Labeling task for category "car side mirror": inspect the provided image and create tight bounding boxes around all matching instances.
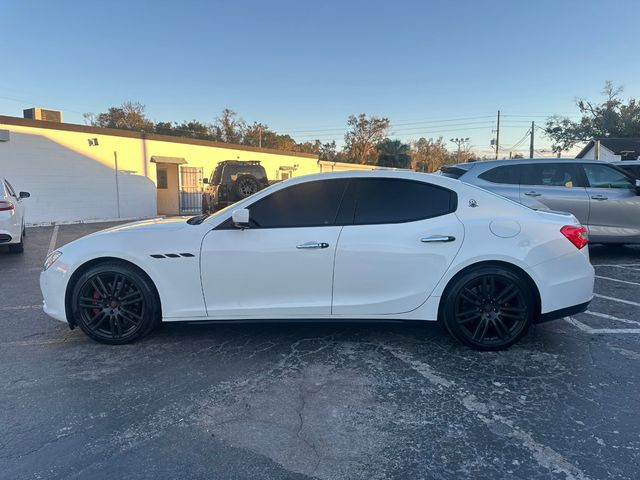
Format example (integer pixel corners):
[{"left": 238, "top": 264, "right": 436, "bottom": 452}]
[
  {"left": 19, "top": 191, "right": 30, "bottom": 199},
  {"left": 202, "top": 178, "right": 209, "bottom": 184},
  {"left": 231, "top": 208, "right": 250, "bottom": 228}
]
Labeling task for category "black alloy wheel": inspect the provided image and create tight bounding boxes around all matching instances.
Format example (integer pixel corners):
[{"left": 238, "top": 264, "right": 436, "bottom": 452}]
[
  {"left": 235, "top": 175, "right": 260, "bottom": 198},
  {"left": 443, "top": 266, "right": 534, "bottom": 350},
  {"left": 71, "top": 263, "right": 160, "bottom": 344}
]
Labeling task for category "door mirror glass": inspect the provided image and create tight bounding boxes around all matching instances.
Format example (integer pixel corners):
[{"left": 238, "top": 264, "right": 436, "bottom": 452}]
[
  {"left": 19, "top": 191, "right": 30, "bottom": 199},
  {"left": 231, "top": 208, "right": 250, "bottom": 228}
]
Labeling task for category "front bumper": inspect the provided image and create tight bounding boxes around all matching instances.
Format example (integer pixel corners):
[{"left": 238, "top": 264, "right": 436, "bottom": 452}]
[{"left": 40, "top": 262, "right": 70, "bottom": 323}]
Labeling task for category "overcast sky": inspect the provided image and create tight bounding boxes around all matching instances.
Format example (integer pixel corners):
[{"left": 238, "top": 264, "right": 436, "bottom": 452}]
[{"left": 2, "top": 0, "right": 639, "bottom": 156}]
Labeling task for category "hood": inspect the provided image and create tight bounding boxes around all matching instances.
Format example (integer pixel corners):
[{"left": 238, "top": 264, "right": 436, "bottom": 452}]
[{"left": 86, "top": 217, "right": 190, "bottom": 237}]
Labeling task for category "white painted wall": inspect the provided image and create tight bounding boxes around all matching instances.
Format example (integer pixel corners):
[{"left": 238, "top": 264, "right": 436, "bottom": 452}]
[
  {"left": 0, "top": 130, "right": 155, "bottom": 224},
  {"left": 580, "top": 144, "right": 623, "bottom": 162}
]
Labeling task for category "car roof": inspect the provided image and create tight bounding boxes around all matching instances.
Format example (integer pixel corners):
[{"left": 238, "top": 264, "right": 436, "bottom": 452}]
[
  {"left": 448, "top": 158, "right": 609, "bottom": 169},
  {"left": 611, "top": 160, "right": 640, "bottom": 165}
]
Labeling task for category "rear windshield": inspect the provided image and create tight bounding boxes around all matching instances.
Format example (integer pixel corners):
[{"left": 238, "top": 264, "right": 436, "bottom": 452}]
[{"left": 439, "top": 166, "right": 468, "bottom": 179}]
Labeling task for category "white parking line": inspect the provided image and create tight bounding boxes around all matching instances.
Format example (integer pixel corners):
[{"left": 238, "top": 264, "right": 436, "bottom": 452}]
[
  {"left": 565, "top": 317, "right": 640, "bottom": 334},
  {"left": 47, "top": 224, "right": 59, "bottom": 255},
  {"left": 594, "top": 275, "right": 640, "bottom": 286},
  {"left": 584, "top": 310, "right": 640, "bottom": 326},
  {"left": 593, "top": 264, "right": 640, "bottom": 272},
  {"left": 0, "top": 304, "right": 42, "bottom": 312},
  {"left": 593, "top": 293, "right": 640, "bottom": 307}
]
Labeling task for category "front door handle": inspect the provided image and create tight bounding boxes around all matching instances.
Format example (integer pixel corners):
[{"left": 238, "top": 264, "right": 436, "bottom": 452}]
[
  {"left": 296, "top": 242, "right": 329, "bottom": 249},
  {"left": 421, "top": 235, "right": 456, "bottom": 243},
  {"left": 524, "top": 191, "right": 541, "bottom": 197},
  {"left": 591, "top": 195, "right": 608, "bottom": 201}
]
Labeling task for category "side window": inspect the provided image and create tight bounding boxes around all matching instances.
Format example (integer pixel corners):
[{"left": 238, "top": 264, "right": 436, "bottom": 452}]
[
  {"left": 521, "top": 163, "right": 581, "bottom": 188},
  {"left": 583, "top": 164, "right": 634, "bottom": 189},
  {"left": 353, "top": 178, "right": 456, "bottom": 225},
  {"left": 478, "top": 165, "right": 520, "bottom": 184},
  {"left": 4, "top": 180, "right": 17, "bottom": 198},
  {"left": 249, "top": 179, "right": 348, "bottom": 228}
]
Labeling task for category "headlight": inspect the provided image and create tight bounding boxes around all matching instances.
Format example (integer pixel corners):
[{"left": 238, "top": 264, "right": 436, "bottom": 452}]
[{"left": 43, "top": 251, "right": 62, "bottom": 271}]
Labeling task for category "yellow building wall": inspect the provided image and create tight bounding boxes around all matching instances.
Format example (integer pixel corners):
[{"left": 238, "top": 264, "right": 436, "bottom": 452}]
[{"left": 0, "top": 119, "right": 321, "bottom": 223}]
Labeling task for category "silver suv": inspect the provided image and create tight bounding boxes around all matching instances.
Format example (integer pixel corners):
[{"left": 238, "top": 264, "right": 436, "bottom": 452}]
[{"left": 441, "top": 159, "right": 640, "bottom": 244}]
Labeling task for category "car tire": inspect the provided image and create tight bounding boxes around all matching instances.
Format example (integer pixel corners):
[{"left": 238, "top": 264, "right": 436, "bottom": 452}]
[
  {"left": 70, "top": 262, "right": 161, "bottom": 345},
  {"left": 442, "top": 266, "right": 534, "bottom": 351},
  {"left": 8, "top": 226, "right": 25, "bottom": 253},
  {"left": 233, "top": 175, "right": 260, "bottom": 199}
]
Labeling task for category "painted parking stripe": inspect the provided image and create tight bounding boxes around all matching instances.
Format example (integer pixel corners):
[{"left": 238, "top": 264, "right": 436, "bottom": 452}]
[
  {"left": 0, "top": 304, "right": 42, "bottom": 312},
  {"left": 593, "top": 293, "right": 640, "bottom": 307},
  {"left": 565, "top": 317, "right": 640, "bottom": 334},
  {"left": 594, "top": 275, "right": 640, "bottom": 286},
  {"left": 584, "top": 310, "right": 640, "bottom": 326},
  {"left": 593, "top": 264, "right": 640, "bottom": 272},
  {"left": 47, "top": 223, "right": 59, "bottom": 255}
]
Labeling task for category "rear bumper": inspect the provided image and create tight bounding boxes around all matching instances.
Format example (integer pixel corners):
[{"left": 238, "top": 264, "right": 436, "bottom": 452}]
[{"left": 536, "top": 299, "right": 591, "bottom": 323}]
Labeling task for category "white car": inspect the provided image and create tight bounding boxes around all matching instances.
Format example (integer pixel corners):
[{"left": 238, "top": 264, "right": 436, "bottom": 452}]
[
  {"left": 40, "top": 171, "right": 594, "bottom": 350},
  {"left": 1, "top": 178, "right": 29, "bottom": 253}
]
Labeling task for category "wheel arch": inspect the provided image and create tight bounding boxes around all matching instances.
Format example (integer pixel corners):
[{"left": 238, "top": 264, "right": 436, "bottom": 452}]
[
  {"left": 437, "top": 260, "right": 541, "bottom": 321},
  {"left": 64, "top": 256, "right": 162, "bottom": 328}
]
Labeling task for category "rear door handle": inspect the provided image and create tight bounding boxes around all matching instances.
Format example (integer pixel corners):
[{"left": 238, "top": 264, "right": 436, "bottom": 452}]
[
  {"left": 296, "top": 242, "right": 329, "bottom": 249},
  {"left": 591, "top": 195, "right": 608, "bottom": 201},
  {"left": 524, "top": 191, "right": 541, "bottom": 197},
  {"left": 421, "top": 235, "right": 456, "bottom": 243}
]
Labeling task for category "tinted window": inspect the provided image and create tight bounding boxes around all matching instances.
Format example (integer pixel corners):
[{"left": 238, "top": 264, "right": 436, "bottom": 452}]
[
  {"left": 249, "top": 179, "right": 348, "bottom": 228},
  {"left": 4, "top": 180, "right": 17, "bottom": 198},
  {"left": 440, "top": 166, "right": 468, "bottom": 179},
  {"left": 353, "top": 178, "right": 456, "bottom": 225},
  {"left": 619, "top": 165, "right": 640, "bottom": 179},
  {"left": 478, "top": 165, "right": 520, "bottom": 184},
  {"left": 521, "top": 163, "right": 582, "bottom": 187},
  {"left": 583, "top": 164, "right": 634, "bottom": 189}
]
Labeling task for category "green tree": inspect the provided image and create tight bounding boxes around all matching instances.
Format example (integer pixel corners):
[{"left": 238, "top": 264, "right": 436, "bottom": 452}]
[
  {"left": 410, "top": 137, "right": 450, "bottom": 172},
  {"left": 88, "top": 101, "right": 154, "bottom": 131},
  {"left": 319, "top": 141, "right": 337, "bottom": 161},
  {"left": 212, "top": 108, "right": 245, "bottom": 144},
  {"left": 344, "top": 114, "right": 391, "bottom": 164},
  {"left": 545, "top": 81, "right": 640, "bottom": 154},
  {"left": 375, "top": 139, "right": 411, "bottom": 168}
]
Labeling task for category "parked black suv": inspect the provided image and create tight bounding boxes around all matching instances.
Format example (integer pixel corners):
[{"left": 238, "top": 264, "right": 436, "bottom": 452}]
[{"left": 202, "top": 160, "right": 270, "bottom": 213}]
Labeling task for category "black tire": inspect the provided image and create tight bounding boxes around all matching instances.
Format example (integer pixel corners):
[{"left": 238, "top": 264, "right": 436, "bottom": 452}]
[
  {"left": 233, "top": 175, "right": 260, "bottom": 199},
  {"left": 8, "top": 226, "right": 24, "bottom": 253},
  {"left": 70, "top": 262, "right": 160, "bottom": 344},
  {"left": 201, "top": 196, "right": 210, "bottom": 215},
  {"left": 442, "top": 266, "right": 534, "bottom": 351}
]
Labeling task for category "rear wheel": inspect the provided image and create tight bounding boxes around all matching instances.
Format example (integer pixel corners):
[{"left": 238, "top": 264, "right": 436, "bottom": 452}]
[
  {"left": 70, "top": 263, "right": 160, "bottom": 344},
  {"left": 442, "top": 266, "right": 534, "bottom": 350}
]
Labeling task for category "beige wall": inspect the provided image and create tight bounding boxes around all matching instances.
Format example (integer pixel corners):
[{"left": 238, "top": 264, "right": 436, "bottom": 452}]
[
  {"left": 156, "top": 163, "right": 180, "bottom": 215},
  {"left": 0, "top": 118, "right": 320, "bottom": 223}
]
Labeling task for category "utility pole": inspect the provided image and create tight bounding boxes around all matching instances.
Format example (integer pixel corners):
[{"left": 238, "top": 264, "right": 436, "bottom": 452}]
[
  {"left": 495, "top": 110, "right": 500, "bottom": 159},
  {"left": 450, "top": 137, "right": 470, "bottom": 163},
  {"left": 258, "top": 126, "right": 262, "bottom": 149},
  {"left": 529, "top": 121, "right": 534, "bottom": 158}
]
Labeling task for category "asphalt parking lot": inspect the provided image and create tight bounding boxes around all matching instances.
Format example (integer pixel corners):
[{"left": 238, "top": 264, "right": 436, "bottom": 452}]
[{"left": 1, "top": 222, "right": 639, "bottom": 480}]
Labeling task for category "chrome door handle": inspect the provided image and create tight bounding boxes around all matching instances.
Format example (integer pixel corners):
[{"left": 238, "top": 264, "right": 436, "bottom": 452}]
[
  {"left": 421, "top": 235, "right": 456, "bottom": 243},
  {"left": 524, "top": 191, "right": 541, "bottom": 197},
  {"left": 591, "top": 195, "right": 608, "bottom": 201},
  {"left": 296, "top": 242, "right": 329, "bottom": 249}
]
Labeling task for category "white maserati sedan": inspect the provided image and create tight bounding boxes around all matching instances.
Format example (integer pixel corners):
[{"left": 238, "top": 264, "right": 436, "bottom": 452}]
[
  {"left": 41, "top": 171, "right": 594, "bottom": 350},
  {"left": 1, "top": 177, "right": 30, "bottom": 253}
]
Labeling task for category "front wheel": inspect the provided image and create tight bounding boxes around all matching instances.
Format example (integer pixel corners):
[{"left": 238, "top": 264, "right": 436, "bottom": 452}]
[
  {"left": 442, "top": 266, "right": 534, "bottom": 350},
  {"left": 70, "top": 263, "right": 160, "bottom": 344}
]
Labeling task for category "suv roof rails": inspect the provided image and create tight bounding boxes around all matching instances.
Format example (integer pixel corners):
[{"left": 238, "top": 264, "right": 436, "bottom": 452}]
[{"left": 217, "top": 160, "right": 262, "bottom": 166}]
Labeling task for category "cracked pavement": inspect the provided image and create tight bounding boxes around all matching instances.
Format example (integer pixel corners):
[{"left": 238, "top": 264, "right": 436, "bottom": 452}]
[{"left": 1, "top": 222, "right": 639, "bottom": 479}]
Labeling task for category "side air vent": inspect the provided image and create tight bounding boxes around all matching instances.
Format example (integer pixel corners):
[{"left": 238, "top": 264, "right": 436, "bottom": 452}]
[{"left": 150, "top": 253, "right": 196, "bottom": 259}]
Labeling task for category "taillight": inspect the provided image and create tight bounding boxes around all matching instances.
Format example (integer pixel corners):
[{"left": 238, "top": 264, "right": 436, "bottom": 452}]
[
  {"left": 561, "top": 225, "right": 589, "bottom": 249},
  {"left": 0, "top": 201, "right": 14, "bottom": 211}
]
